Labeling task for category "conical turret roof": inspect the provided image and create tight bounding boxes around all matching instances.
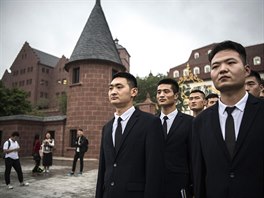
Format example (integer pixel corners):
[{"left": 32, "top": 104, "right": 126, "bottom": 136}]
[{"left": 66, "top": 0, "right": 123, "bottom": 70}]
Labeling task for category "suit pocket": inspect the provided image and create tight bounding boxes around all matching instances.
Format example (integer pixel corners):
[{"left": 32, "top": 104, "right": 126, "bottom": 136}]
[{"left": 127, "top": 182, "right": 145, "bottom": 191}]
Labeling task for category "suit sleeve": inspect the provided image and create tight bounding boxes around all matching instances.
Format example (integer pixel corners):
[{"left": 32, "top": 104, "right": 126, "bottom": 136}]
[
  {"left": 95, "top": 126, "right": 106, "bottom": 198},
  {"left": 144, "top": 117, "right": 165, "bottom": 198},
  {"left": 192, "top": 117, "right": 206, "bottom": 198}
]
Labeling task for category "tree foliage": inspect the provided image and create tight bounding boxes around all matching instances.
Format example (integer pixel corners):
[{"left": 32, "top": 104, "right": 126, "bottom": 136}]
[
  {"left": 135, "top": 73, "right": 167, "bottom": 104},
  {"left": 0, "top": 81, "right": 31, "bottom": 116}
]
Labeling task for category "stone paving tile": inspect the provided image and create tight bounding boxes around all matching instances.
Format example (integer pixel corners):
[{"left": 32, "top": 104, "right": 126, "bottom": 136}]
[{"left": 0, "top": 157, "right": 99, "bottom": 198}]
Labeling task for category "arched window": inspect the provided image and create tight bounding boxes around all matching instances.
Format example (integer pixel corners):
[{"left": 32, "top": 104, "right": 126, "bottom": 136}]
[
  {"left": 194, "top": 52, "right": 199, "bottom": 59},
  {"left": 183, "top": 69, "right": 189, "bottom": 77},
  {"left": 173, "top": 70, "right": 179, "bottom": 78},
  {"left": 193, "top": 67, "right": 200, "bottom": 75},
  {"left": 253, "top": 56, "right": 261, "bottom": 65},
  {"left": 204, "top": 65, "right": 211, "bottom": 73}
]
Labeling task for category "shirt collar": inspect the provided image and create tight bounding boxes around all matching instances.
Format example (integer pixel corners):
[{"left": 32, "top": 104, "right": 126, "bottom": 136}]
[
  {"left": 114, "top": 106, "right": 135, "bottom": 121},
  {"left": 219, "top": 92, "right": 248, "bottom": 114},
  {"left": 160, "top": 108, "right": 178, "bottom": 120}
]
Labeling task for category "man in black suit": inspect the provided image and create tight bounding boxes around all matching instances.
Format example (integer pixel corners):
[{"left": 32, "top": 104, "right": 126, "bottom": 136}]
[
  {"left": 96, "top": 72, "right": 164, "bottom": 198},
  {"left": 68, "top": 129, "right": 89, "bottom": 176},
  {"left": 192, "top": 40, "right": 264, "bottom": 198},
  {"left": 156, "top": 78, "right": 193, "bottom": 198}
]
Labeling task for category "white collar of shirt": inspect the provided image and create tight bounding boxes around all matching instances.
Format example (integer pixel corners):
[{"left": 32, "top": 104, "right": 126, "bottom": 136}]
[
  {"left": 112, "top": 106, "right": 136, "bottom": 145},
  {"left": 218, "top": 92, "right": 248, "bottom": 140},
  {"left": 160, "top": 109, "right": 178, "bottom": 134}
]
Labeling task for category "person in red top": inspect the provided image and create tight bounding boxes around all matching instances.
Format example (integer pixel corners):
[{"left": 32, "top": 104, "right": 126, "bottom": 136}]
[{"left": 32, "top": 134, "right": 43, "bottom": 173}]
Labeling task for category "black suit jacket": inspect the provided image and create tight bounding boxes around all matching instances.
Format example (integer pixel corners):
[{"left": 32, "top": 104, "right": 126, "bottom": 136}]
[
  {"left": 192, "top": 94, "right": 264, "bottom": 198},
  {"left": 74, "top": 136, "right": 88, "bottom": 153},
  {"left": 162, "top": 111, "right": 193, "bottom": 197},
  {"left": 96, "top": 108, "right": 165, "bottom": 198}
]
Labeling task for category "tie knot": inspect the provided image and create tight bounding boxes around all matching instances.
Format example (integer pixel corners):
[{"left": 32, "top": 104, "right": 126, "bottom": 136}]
[
  {"left": 226, "top": 106, "right": 236, "bottom": 115},
  {"left": 163, "top": 116, "right": 168, "bottom": 121},
  {"left": 117, "top": 117, "right": 122, "bottom": 123}
]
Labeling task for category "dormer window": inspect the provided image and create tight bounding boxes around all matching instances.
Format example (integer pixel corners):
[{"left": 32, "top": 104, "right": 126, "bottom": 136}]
[
  {"left": 194, "top": 52, "right": 199, "bottom": 59},
  {"left": 173, "top": 70, "right": 179, "bottom": 78},
  {"left": 253, "top": 56, "right": 261, "bottom": 65}
]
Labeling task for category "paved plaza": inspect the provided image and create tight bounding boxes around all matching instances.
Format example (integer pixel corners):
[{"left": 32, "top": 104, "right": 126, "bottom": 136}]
[{"left": 0, "top": 157, "right": 99, "bottom": 198}]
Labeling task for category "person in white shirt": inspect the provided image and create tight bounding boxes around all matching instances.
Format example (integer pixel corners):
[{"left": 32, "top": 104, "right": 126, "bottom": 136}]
[{"left": 3, "top": 131, "right": 29, "bottom": 189}]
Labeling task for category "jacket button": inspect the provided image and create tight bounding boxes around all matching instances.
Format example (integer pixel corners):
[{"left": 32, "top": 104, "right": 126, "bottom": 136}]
[
  {"left": 110, "top": 182, "right": 115, "bottom": 186},
  {"left": 113, "top": 163, "right": 117, "bottom": 167},
  {"left": 229, "top": 172, "right": 235, "bottom": 178}
]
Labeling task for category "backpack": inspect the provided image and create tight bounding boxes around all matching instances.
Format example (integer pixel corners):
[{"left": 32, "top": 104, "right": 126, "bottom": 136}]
[{"left": 2, "top": 140, "right": 11, "bottom": 159}]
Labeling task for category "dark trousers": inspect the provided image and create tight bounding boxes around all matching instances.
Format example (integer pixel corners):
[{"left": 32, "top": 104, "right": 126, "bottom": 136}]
[
  {"left": 71, "top": 152, "right": 84, "bottom": 173},
  {"left": 5, "top": 157, "right": 24, "bottom": 185},
  {"left": 32, "top": 154, "right": 41, "bottom": 172}
]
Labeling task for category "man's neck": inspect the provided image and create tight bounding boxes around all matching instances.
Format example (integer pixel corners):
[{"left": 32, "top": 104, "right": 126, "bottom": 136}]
[
  {"left": 115, "top": 104, "right": 134, "bottom": 116},
  {"left": 220, "top": 89, "right": 246, "bottom": 106},
  {"left": 161, "top": 105, "right": 176, "bottom": 115}
]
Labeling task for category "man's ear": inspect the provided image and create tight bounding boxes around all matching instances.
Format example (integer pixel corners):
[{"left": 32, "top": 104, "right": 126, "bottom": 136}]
[
  {"left": 244, "top": 65, "right": 251, "bottom": 77},
  {"left": 131, "top": 88, "right": 138, "bottom": 97}
]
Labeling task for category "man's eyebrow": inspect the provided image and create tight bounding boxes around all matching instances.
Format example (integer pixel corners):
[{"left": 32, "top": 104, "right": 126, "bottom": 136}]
[{"left": 212, "top": 58, "right": 237, "bottom": 65}]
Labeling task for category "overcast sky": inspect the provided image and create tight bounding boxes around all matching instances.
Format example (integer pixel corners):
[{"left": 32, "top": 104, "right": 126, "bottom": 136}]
[{"left": 1, "top": 0, "right": 263, "bottom": 78}]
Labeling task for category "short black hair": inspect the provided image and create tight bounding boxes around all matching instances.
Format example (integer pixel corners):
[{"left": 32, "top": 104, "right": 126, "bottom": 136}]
[
  {"left": 190, "top": 89, "right": 205, "bottom": 99},
  {"left": 112, "top": 72, "right": 137, "bottom": 88},
  {"left": 206, "top": 93, "right": 219, "bottom": 100},
  {"left": 208, "top": 40, "right": 247, "bottom": 65},
  {"left": 11, "top": 131, "right": 20, "bottom": 137},
  {"left": 247, "top": 70, "right": 261, "bottom": 84},
  {"left": 157, "top": 78, "right": 179, "bottom": 94}
]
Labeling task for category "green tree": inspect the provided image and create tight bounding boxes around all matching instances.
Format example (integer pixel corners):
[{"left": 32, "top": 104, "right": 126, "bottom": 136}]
[
  {"left": 0, "top": 81, "right": 31, "bottom": 116},
  {"left": 58, "top": 94, "right": 67, "bottom": 114},
  {"left": 135, "top": 73, "right": 166, "bottom": 104}
]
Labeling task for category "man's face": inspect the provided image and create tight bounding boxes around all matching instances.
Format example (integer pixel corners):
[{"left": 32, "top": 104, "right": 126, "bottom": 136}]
[
  {"left": 210, "top": 50, "right": 250, "bottom": 93},
  {"left": 245, "top": 76, "right": 262, "bottom": 97},
  {"left": 188, "top": 92, "right": 206, "bottom": 112},
  {"left": 77, "top": 130, "right": 83, "bottom": 137},
  {"left": 156, "top": 84, "right": 177, "bottom": 108},
  {"left": 206, "top": 97, "right": 218, "bottom": 107},
  {"left": 108, "top": 77, "right": 137, "bottom": 108}
]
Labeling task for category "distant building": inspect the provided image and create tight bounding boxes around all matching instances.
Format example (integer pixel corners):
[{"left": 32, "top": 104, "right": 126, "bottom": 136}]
[{"left": 168, "top": 43, "right": 264, "bottom": 81}]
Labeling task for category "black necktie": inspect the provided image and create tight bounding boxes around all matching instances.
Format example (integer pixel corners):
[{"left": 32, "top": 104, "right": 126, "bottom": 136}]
[
  {"left": 115, "top": 117, "right": 122, "bottom": 152},
  {"left": 225, "top": 106, "right": 236, "bottom": 157},
  {"left": 163, "top": 116, "right": 168, "bottom": 140}
]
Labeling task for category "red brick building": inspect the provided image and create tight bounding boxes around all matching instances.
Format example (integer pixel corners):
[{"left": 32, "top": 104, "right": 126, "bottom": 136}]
[
  {"left": 0, "top": 0, "right": 130, "bottom": 159},
  {"left": 168, "top": 43, "right": 264, "bottom": 82}
]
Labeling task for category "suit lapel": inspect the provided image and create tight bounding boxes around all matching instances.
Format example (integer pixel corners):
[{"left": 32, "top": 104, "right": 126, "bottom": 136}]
[
  {"left": 233, "top": 95, "right": 259, "bottom": 159},
  {"left": 115, "top": 109, "right": 140, "bottom": 156},
  {"left": 211, "top": 104, "right": 232, "bottom": 161},
  {"left": 166, "top": 111, "right": 183, "bottom": 140}
]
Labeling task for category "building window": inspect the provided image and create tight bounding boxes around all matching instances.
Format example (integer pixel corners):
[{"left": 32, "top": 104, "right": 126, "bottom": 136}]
[
  {"left": 253, "top": 56, "right": 261, "bottom": 65},
  {"left": 46, "top": 68, "right": 49, "bottom": 74},
  {"left": 193, "top": 67, "right": 200, "bottom": 75},
  {"left": 40, "top": 92, "right": 44, "bottom": 98},
  {"left": 70, "top": 129, "right": 77, "bottom": 147},
  {"left": 72, "top": 67, "right": 80, "bottom": 84},
  {"left": 183, "top": 69, "right": 189, "bottom": 77},
  {"left": 204, "top": 65, "right": 211, "bottom": 73},
  {"left": 57, "top": 79, "right": 61, "bottom": 84},
  {"left": 173, "top": 70, "right": 179, "bottom": 78},
  {"left": 42, "top": 68, "right": 45, "bottom": 73},
  {"left": 194, "top": 52, "right": 199, "bottom": 59},
  {"left": 44, "top": 93, "right": 48, "bottom": 98}
]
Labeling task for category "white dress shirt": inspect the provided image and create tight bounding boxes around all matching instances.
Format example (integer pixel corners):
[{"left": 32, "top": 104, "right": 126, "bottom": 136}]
[
  {"left": 218, "top": 92, "right": 248, "bottom": 140},
  {"left": 3, "top": 138, "right": 20, "bottom": 159},
  {"left": 160, "top": 109, "right": 178, "bottom": 134},
  {"left": 112, "top": 106, "right": 136, "bottom": 146}
]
